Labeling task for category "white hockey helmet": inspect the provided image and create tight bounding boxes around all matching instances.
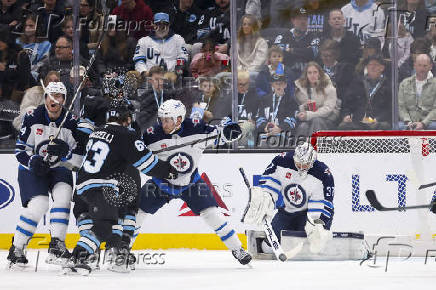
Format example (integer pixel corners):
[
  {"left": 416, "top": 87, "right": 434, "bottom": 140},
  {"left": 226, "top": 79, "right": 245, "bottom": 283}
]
[
  {"left": 158, "top": 99, "right": 186, "bottom": 124},
  {"left": 293, "top": 142, "right": 317, "bottom": 177},
  {"left": 44, "top": 81, "right": 67, "bottom": 99}
]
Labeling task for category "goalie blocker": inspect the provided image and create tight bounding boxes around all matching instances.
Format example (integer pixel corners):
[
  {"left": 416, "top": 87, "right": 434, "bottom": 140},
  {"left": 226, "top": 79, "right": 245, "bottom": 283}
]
[{"left": 246, "top": 230, "right": 369, "bottom": 261}]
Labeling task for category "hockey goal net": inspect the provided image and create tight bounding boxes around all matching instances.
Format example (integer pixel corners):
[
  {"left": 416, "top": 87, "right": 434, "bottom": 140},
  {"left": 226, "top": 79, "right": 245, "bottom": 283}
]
[{"left": 311, "top": 130, "right": 436, "bottom": 156}]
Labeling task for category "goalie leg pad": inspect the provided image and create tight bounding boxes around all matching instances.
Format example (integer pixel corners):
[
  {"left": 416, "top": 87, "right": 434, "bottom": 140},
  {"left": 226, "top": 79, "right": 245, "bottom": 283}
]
[{"left": 200, "top": 207, "right": 241, "bottom": 250}]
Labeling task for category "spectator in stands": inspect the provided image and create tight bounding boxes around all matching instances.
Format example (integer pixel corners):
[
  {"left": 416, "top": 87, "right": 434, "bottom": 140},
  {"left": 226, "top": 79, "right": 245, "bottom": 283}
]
[
  {"left": 382, "top": 23, "right": 414, "bottom": 67},
  {"left": 136, "top": 66, "right": 178, "bottom": 131},
  {"left": 62, "top": 15, "right": 90, "bottom": 60},
  {"left": 320, "top": 8, "right": 362, "bottom": 66},
  {"left": 245, "top": 0, "right": 262, "bottom": 21},
  {"left": 172, "top": 0, "right": 203, "bottom": 44},
  {"left": 190, "top": 38, "right": 230, "bottom": 78},
  {"left": 341, "top": 0, "right": 385, "bottom": 44},
  {"left": 134, "top": 12, "right": 189, "bottom": 78},
  {"left": 427, "top": 25, "right": 436, "bottom": 62},
  {"left": 79, "top": 0, "right": 103, "bottom": 52},
  {"left": 38, "top": 36, "right": 97, "bottom": 100},
  {"left": 96, "top": 24, "right": 135, "bottom": 76},
  {"left": 236, "top": 70, "right": 258, "bottom": 146},
  {"left": 399, "top": 54, "right": 436, "bottom": 130},
  {"left": 355, "top": 37, "right": 382, "bottom": 76},
  {"left": 197, "top": 0, "right": 230, "bottom": 51},
  {"left": 0, "top": 26, "right": 32, "bottom": 104},
  {"left": 399, "top": 37, "right": 435, "bottom": 82},
  {"left": 0, "top": 0, "right": 22, "bottom": 32},
  {"left": 398, "top": 0, "right": 430, "bottom": 38},
  {"left": 31, "top": 0, "right": 65, "bottom": 43},
  {"left": 272, "top": 7, "right": 320, "bottom": 80},
  {"left": 255, "top": 46, "right": 297, "bottom": 99},
  {"left": 339, "top": 55, "right": 392, "bottom": 130},
  {"left": 191, "top": 78, "right": 227, "bottom": 122},
  {"left": 295, "top": 61, "right": 339, "bottom": 136},
  {"left": 144, "top": 0, "right": 176, "bottom": 16},
  {"left": 16, "top": 14, "right": 52, "bottom": 81},
  {"left": 268, "top": 0, "right": 294, "bottom": 27},
  {"left": 255, "top": 69, "right": 299, "bottom": 139},
  {"left": 112, "top": 0, "right": 153, "bottom": 41},
  {"left": 237, "top": 14, "right": 268, "bottom": 75},
  {"left": 12, "top": 70, "right": 59, "bottom": 130}
]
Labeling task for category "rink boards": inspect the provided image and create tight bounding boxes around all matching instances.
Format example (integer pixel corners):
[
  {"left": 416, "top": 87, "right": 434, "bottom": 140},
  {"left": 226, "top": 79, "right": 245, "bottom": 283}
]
[{"left": 0, "top": 152, "right": 435, "bottom": 250}]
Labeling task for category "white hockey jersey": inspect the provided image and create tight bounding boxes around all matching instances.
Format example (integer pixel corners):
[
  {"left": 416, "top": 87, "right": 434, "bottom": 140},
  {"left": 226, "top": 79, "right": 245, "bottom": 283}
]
[
  {"left": 257, "top": 151, "right": 335, "bottom": 228},
  {"left": 133, "top": 32, "right": 189, "bottom": 73},
  {"left": 341, "top": 0, "right": 385, "bottom": 44},
  {"left": 142, "top": 118, "right": 226, "bottom": 192}
]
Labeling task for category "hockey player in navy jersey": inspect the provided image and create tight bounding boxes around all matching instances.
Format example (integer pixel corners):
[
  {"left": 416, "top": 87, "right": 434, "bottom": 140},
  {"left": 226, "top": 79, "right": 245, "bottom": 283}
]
[
  {"left": 67, "top": 98, "right": 178, "bottom": 274},
  {"left": 134, "top": 99, "right": 252, "bottom": 265},
  {"left": 244, "top": 142, "right": 334, "bottom": 254},
  {"left": 8, "top": 82, "right": 84, "bottom": 268}
]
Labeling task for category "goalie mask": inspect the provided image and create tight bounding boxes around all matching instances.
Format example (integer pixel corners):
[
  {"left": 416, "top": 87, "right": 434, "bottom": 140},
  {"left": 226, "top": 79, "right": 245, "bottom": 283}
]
[
  {"left": 158, "top": 99, "right": 186, "bottom": 133},
  {"left": 293, "top": 142, "right": 317, "bottom": 178}
]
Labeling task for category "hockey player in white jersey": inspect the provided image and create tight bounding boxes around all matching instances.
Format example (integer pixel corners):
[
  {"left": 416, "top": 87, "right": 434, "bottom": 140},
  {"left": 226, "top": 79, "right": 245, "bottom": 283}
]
[
  {"left": 341, "top": 0, "right": 385, "bottom": 44},
  {"left": 133, "top": 12, "right": 189, "bottom": 76},
  {"left": 134, "top": 99, "right": 252, "bottom": 265},
  {"left": 244, "top": 142, "right": 334, "bottom": 254},
  {"left": 8, "top": 82, "right": 84, "bottom": 268}
]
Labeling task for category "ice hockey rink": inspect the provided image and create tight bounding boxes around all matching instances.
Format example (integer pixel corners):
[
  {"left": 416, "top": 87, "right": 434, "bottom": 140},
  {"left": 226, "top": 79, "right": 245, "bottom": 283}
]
[{"left": 0, "top": 250, "right": 435, "bottom": 290}]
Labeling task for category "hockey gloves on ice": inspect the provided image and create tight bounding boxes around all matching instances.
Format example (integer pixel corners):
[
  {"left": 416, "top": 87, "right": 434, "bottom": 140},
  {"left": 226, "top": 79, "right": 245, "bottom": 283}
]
[
  {"left": 28, "top": 155, "right": 50, "bottom": 176},
  {"left": 222, "top": 123, "right": 242, "bottom": 143},
  {"left": 47, "top": 139, "right": 70, "bottom": 159}
]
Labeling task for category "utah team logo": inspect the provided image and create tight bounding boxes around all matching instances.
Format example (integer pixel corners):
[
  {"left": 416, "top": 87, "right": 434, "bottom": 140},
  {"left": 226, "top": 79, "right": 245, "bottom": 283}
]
[
  {"left": 168, "top": 152, "right": 193, "bottom": 174},
  {"left": 284, "top": 184, "right": 307, "bottom": 208},
  {"left": 0, "top": 179, "right": 15, "bottom": 209}
]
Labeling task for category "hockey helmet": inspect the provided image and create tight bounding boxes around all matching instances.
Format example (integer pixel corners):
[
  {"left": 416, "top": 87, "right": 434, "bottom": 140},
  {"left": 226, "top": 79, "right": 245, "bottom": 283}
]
[
  {"left": 158, "top": 99, "right": 186, "bottom": 124},
  {"left": 106, "top": 98, "right": 135, "bottom": 122},
  {"left": 44, "top": 82, "right": 67, "bottom": 98},
  {"left": 293, "top": 142, "right": 317, "bottom": 177}
]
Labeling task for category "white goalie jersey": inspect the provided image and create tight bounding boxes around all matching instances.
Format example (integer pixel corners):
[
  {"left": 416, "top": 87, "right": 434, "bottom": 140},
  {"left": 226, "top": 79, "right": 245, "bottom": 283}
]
[
  {"left": 133, "top": 32, "right": 189, "bottom": 73},
  {"left": 258, "top": 151, "right": 335, "bottom": 229}
]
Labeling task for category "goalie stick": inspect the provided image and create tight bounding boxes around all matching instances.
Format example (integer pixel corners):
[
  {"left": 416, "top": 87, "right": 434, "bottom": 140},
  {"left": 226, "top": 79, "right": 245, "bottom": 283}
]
[
  {"left": 418, "top": 181, "right": 436, "bottom": 190},
  {"left": 238, "top": 167, "right": 287, "bottom": 262},
  {"left": 365, "top": 190, "right": 435, "bottom": 211}
]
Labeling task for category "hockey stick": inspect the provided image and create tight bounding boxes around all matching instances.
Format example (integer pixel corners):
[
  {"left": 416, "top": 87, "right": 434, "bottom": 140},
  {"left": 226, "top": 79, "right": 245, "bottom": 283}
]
[
  {"left": 153, "top": 134, "right": 219, "bottom": 154},
  {"left": 418, "top": 181, "right": 436, "bottom": 190},
  {"left": 238, "top": 167, "right": 287, "bottom": 262},
  {"left": 44, "top": 3, "right": 110, "bottom": 162},
  {"left": 365, "top": 190, "right": 435, "bottom": 211}
]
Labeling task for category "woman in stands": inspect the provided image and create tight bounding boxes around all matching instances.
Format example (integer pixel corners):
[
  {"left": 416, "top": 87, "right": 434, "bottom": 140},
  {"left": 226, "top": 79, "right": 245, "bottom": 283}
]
[{"left": 294, "top": 61, "right": 339, "bottom": 136}]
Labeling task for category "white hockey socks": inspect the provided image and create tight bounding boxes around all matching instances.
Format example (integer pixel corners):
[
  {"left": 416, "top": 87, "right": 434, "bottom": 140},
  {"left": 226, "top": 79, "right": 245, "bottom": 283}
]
[
  {"left": 14, "top": 195, "right": 49, "bottom": 249},
  {"left": 200, "top": 207, "right": 241, "bottom": 250},
  {"left": 50, "top": 182, "right": 72, "bottom": 241}
]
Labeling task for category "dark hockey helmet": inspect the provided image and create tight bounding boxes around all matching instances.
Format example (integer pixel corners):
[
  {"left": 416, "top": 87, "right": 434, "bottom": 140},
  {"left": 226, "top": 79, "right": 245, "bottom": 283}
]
[{"left": 106, "top": 98, "right": 136, "bottom": 122}]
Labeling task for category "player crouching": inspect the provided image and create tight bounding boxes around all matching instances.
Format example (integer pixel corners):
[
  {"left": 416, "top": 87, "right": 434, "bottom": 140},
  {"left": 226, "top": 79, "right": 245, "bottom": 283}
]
[{"left": 243, "top": 142, "right": 334, "bottom": 257}]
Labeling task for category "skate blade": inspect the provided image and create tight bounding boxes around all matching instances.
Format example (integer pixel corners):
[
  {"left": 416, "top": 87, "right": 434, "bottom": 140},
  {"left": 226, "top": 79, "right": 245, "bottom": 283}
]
[
  {"left": 61, "top": 265, "right": 91, "bottom": 276},
  {"left": 107, "top": 264, "right": 130, "bottom": 273},
  {"left": 7, "top": 262, "right": 28, "bottom": 270},
  {"left": 46, "top": 256, "right": 69, "bottom": 266}
]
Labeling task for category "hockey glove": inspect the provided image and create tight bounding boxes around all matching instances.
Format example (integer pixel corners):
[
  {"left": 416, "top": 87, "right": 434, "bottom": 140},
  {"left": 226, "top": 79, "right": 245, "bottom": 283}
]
[
  {"left": 222, "top": 122, "right": 242, "bottom": 143},
  {"left": 167, "top": 163, "right": 178, "bottom": 180},
  {"left": 304, "top": 216, "right": 332, "bottom": 254},
  {"left": 431, "top": 202, "right": 436, "bottom": 214},
  {"left": 28, "top": 155, "right": 50, "bottom": 176},
  {"left": 242, "top": 186, "right": 276, "bottom": 227},
  {"left": 47, "top": 139, "right": 70, "bottom": 159}
]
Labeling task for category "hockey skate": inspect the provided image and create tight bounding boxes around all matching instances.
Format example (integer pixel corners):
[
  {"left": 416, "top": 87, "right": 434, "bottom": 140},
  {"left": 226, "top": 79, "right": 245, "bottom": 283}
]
[
  {"left": 7, "top": 245, "right": 28, "bottom": 269},
  {"left": 61, "top": 246, "right": 93, "bottom": 276},
  {"left": 232, "top": 247, "right": 252, "bottom": 265},
  {"left": 104, "top": 247, "right": 131, "bottom": 273},
  {"left": 46, "top": 238, "right": 72, "bottom": 266}
]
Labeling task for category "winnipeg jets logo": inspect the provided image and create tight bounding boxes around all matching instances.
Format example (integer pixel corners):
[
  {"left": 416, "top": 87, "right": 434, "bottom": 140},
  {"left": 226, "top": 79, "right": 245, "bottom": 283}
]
[
  {"left": 146, "top": 127, "right": 154, "bottom": 134},
  {"left": 168, "top": 152, "right": 193, "bottom": 173},
  {"left": 284, "top": 184, "right": 307, "bottom": 208}
]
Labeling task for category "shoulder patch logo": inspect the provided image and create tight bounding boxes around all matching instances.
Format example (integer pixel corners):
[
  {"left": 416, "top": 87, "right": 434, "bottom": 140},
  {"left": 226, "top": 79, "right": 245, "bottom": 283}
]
[
  {"left": 36, "top": 128, "right": 43, "bottom": 135},
  {"left": 324, "top": 168, "right": 331, "bottom": 176},
  {"left": 146, "top": 127, "right": 154, "bottom": 134},
  {"left": 286, "top": 172, "right": 292, "bottom": 179}
]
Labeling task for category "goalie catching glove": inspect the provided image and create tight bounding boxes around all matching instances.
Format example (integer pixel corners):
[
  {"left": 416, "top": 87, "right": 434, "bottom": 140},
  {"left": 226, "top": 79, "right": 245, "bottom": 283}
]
[
  {"left": 304, "top": 215, "right": 332, "bottom": 254},
  {"left": 242, "top": 186, "right": 276, "bottom": 226}
]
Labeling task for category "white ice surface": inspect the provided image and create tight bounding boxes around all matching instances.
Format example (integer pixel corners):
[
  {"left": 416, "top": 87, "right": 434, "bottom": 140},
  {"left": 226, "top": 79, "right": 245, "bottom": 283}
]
[{"left": 1, "top": 250, "right": 435, "bottom": 290}]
